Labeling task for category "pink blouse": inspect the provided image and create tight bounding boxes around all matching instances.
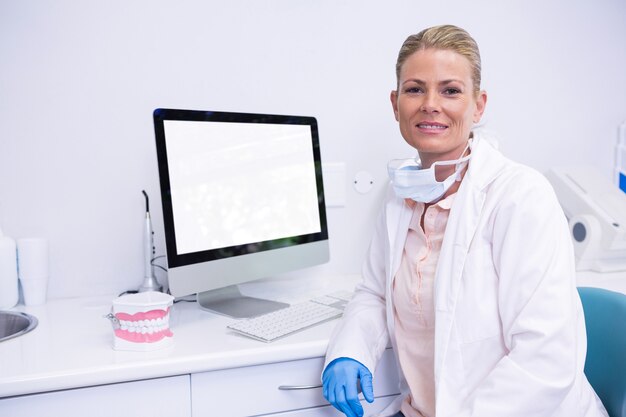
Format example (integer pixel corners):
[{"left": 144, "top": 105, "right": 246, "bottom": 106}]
[{"left": 392, "top": 193, "right": 456, "bottom": 417}]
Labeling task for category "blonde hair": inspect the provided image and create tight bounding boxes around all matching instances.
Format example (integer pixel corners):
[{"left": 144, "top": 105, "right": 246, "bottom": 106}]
[{"left": 395, "top": 25, "right": 482, "bottom": 94}]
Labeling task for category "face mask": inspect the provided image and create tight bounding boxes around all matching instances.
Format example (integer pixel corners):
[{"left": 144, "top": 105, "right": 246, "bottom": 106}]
[{"left": 387, "top": 140, "right": 472, "bottom": 203}]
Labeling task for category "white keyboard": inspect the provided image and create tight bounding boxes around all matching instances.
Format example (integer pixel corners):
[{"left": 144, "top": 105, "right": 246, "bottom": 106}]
[{"left": 227, "top": 291, "right": 353, "bottom": 342}]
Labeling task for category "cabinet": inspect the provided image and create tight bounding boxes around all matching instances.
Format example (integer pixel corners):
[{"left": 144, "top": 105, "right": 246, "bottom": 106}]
[
  {"left": 0, "top": 375, "right": 191, "bottom": 417},
  {"left": 0, "top": 350, "right": 399, "bottom": 417},
  {"left": 191, "top": 348, "right": 400, "bottom": 416}
]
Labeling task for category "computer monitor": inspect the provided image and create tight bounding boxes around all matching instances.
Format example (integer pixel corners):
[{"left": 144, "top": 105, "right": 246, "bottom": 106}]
[{"left": 153, "top": 109, "right": 329, "bottom": 318}]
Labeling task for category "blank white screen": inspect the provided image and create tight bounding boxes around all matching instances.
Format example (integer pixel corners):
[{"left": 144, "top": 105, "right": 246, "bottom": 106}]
[{"left": 164, "top": 120, "right": 321, "bottom": 255}]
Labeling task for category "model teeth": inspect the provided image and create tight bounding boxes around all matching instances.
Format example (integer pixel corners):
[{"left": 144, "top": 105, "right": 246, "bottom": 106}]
[{"left": 119, "top": 316, "right": 170, "bottom": 332}]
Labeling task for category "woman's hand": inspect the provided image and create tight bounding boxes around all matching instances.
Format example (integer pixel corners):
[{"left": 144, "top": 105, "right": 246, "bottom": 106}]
[{"left": 322, "top": 357, "right": 374, "bottom": 417}]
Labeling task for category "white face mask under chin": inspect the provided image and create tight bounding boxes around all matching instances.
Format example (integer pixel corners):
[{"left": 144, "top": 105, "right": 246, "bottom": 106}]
[{"left": 387, "top": 140, "right": 472, "bottom": 203}]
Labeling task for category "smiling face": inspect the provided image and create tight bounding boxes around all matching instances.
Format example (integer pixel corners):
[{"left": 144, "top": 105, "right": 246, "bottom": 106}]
[{"left": 391, "top": 48, "right": 487, "bottom": 168}]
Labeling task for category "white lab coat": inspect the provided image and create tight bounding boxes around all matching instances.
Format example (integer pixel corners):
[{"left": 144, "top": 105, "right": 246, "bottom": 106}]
[{"left": 324, "top": 133, "right": 608, "bottom": 417}]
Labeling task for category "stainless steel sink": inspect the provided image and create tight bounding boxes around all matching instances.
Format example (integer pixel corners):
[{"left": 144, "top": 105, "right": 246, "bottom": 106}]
[{"left": 0, "top": 311, "right": 38, "bottom": 342}]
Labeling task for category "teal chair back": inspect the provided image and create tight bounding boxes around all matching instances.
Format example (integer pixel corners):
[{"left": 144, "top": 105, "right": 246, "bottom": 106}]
[{"left": 578, "top": 287, "right": 626, "bottom": 417}]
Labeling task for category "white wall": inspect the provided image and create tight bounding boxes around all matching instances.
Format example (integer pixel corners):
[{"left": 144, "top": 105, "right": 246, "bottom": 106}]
[{"left": 1, "top": 0, "right": 625, "bottom": 299}]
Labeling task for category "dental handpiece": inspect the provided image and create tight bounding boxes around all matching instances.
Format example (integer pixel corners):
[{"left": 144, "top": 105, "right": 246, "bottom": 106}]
[
  {"left": 143, "top": 190, "right": 152, "bottom": 280},
  {"left": 139, "top": 190, "right": 160, "bottom": 292}
]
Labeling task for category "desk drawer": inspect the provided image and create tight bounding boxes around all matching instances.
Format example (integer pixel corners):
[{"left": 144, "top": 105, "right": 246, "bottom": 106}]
[
  {"left": 0, "top": 375, "right": 191, "bottom": 417},
  {"left": 191, "top": 349, "right": 399, "bottom": 416}
]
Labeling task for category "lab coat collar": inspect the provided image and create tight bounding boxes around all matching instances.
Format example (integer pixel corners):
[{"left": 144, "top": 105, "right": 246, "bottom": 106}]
[{"left": 464, "top": 130, "right": 509, "bottom": 191}]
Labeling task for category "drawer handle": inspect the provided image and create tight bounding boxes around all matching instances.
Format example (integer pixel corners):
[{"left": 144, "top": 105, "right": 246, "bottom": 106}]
[
  {"left": 279, "top": 382, "right": 365, "bottom": 392},
  {"left": 278, "top": 384, "right": 323, "bottom": 390}
]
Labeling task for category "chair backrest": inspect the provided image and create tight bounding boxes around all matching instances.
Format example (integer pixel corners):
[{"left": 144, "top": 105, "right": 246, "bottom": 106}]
[{"left": 578, "top": 287, "right": 626, "bottom": 417}]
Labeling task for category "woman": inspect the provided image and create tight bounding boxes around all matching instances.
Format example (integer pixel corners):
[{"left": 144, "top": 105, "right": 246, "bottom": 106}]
[{"left": 322, "top": 25, "right": 608, "bottom": 417}]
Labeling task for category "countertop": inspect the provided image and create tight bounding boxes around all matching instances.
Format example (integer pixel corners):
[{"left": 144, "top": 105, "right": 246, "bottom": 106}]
[
  {"left": 1, "top": 271, "right": 624, "bottom": 399},
  {"left": 0, "top": 274, "right": 357, "bottom": 399}
]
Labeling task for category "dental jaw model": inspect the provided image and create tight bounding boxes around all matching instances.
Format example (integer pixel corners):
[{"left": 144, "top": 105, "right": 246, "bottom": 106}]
[{"left": 108, "top": 291, "right": 174, "bottom": 351}]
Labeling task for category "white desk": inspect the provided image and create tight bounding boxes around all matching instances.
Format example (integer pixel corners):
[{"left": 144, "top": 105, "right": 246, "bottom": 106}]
[
  {"left": 0, "top": 274, "right": 400, "bottom": 416},
  {"left": 0, "top": 271, "right": 624, "bottom": 416},
  {"left": 576, "top": 270, "right": 626, "bottom": 294}
]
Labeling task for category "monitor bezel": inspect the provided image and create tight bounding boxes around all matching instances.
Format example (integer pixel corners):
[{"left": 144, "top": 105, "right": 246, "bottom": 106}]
[{"left": 153, "top": 108, "right": 329, "bottom": 270}]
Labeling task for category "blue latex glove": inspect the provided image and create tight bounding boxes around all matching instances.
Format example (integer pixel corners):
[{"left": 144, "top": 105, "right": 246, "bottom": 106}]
[{"left": 322, "top": 357, "right": 374, "bottom": 417}]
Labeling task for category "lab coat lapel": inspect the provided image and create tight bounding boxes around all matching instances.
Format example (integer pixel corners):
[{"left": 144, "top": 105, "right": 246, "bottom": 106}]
[
  {"left": 433, "top": 136, "right": 500, "bottom": 414},
  {"left": 435, "top": 187, "right": 485, "bottom": 313},
  {"left": 433, "top": 176, "right": 486, "bottom": 403}
]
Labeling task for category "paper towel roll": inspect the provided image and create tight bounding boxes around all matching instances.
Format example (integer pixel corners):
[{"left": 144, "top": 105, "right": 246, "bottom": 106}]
[
  {"left": 17, "top": 238, "right": 49, "bottom": 281},
  {"left": 20, "top": 279, "right": 48, "bottom": 306},
  {"left": 0, "top": 235, "right": 19, "bottom": 309}
]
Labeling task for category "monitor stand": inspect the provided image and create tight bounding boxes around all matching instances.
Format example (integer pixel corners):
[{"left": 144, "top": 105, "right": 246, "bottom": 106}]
[{"left": 196, "top": 285, "right": 289, "bottom": 319}]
